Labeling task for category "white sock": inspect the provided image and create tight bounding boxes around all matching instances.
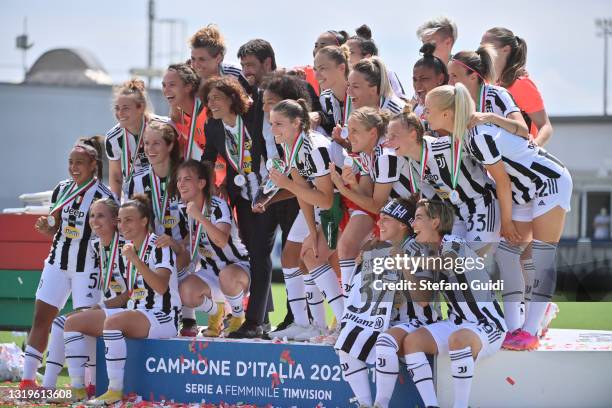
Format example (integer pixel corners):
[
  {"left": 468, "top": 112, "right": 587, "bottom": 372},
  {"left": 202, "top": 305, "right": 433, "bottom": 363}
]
[
  {"left": 182, "top": 307, "right": 196, "bottom": 321},
  {"left": 495, "top": 240, "right": 525, "bottom": 332},
  {"left": 23, "top": 345, "right": 43, "bottom": 381},
  {"left": 226, "top": 290, "right": 245, "bottom": 317},
  {"left": 523, "top": 241, "right": 557, "bottom": 335},
  {"left": 339, "top": 259, "right": 356, "bottom": 296},
  {"left": 310, "top": 264, "right": 344, "bottom": 322},
  {"left": 304, "top": 274, "right": 327, "bottom": 328},
  {"left": 42, "top": 315, "right": 66, "bottom": 388},
  {"left": 405, "top": 352, "right": 438, "bottom": 407},
  {"left": 283, "top": 267, "right": 309, "bottom": 326},
  {"left": 196, "top": 296, "right": 218, "bottom": 315},
  {"left": 103, "top": 330, "right": 126, "bottom": 391},
  {"left": 339, "top": 350, "right": 372, "bottom": 406},
  {"left": 84, "top": 334, "right": 96, "bottom": 386},
  {"left": 64, "top": 331, "right": 88, "bottom": 388},
  {"left": 521, "top": 258, "right": 536, "bottom": 318},
  {"left": 449, "top": 346, "right": 474, "bottom": 408},
  {"left": 374, "top": 333, "right": 399, "bottom": 408}
]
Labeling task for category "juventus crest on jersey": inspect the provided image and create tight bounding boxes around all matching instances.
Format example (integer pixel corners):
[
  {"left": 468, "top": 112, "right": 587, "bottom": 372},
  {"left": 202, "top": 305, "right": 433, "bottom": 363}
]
[{"left": 47, "top": 179, "right": 115, "bottom": 272}]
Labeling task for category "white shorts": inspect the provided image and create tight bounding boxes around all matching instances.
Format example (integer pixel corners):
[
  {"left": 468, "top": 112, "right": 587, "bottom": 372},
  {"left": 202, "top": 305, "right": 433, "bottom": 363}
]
[
  {"left": 36, "top": 262, "right": 101, "bottom": 310},
  {"left": 193, "top": 263, "right": 251, "bottom": 299},
  {"left": 102, "top": 307, "right": 178, "bottom": 339},
  {"left": 287, "top": 209, "right": 321, "bottom": 243},
  {"left": 390, "top": 319, "right": 426, "bottom": 334},
  {"left": 424, "top": 319, "right": 504, "bottom": 362},
  {"left": 512, "top": 169, "right": 573, "bottom": 222},
  {"left": 453, "top": 199, "right": 501, "bottom": 251}
]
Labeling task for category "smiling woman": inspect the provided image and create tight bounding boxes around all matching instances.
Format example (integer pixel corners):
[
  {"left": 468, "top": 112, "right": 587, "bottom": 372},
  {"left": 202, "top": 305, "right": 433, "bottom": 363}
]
[{"left": 20, "top": 137, "right": 116, "bottom": 392}]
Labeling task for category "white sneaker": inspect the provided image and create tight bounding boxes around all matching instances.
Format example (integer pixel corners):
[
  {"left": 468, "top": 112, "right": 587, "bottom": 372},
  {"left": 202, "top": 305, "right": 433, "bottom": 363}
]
[
  {"left": 270, "top": 322, "right": 311, "bottom": 340},
  {"left": 538, "top": 302, "right": 559, "bottom": 338},
  {"left": 293, "top": 324, "right": 328, "bottom": 342}
]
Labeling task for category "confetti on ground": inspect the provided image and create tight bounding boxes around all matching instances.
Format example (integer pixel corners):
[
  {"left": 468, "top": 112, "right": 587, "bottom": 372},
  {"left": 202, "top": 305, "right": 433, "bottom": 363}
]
[
  {"left": 506, "top": 376, "right": 516, "bottom": 385},
  {"left": 280, "top": 349, "right": 295, "bottom": 365}
]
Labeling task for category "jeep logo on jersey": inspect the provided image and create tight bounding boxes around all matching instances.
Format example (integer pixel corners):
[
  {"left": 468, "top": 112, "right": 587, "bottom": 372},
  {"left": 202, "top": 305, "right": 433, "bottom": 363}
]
[
  {"left": 63, "top": 207, "right": 85, "bottom": 218},
  {"left": 435, "top": 154, "right": 447, "bottom": 169}
]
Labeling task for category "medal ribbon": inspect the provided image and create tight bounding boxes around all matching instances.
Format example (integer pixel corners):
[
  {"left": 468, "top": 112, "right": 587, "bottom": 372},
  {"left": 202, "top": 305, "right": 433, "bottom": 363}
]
[
  {"left": 409, "top": 142, "right": 429, "bottom": 194},
  {"left": 126, "top": 233, "right": 151, "bottom": 294},
  {"left": 121, "top": 116, "right": 146, "bottom": 182},
  {"left": 189, "top": 203, "right": 209, "bottom": 262},
  {"left": 185, "top": 97, "right": 203, "bottom": 159},
  {"left": 98, "top": 233, "right": 120, "bottom": 291},
  {"left": 224, "top": 116, "right": 248, "bottom": 173},
  {"left": 476, "top": 84, "right": 486, "bottom": 113},
  {"left": 341, "top": 95, "right": 352, "bottom": 126},
  {"left": 149, "top": 172, "right": 169, "bottom": 225},
  {"left": 48, "top": 177, "right": 97, "bottom": 217},
  {"left": 450, "top": 135, "right": 463, "bottom": 190},
  {"left": 282, "top": 132, "right": 305, "bottom": 171}
]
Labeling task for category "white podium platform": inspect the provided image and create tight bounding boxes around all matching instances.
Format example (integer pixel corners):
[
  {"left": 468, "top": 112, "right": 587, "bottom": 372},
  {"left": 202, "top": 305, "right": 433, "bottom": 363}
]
[{"left": 436, "top": 329, "right": 612, "bottom": 408}]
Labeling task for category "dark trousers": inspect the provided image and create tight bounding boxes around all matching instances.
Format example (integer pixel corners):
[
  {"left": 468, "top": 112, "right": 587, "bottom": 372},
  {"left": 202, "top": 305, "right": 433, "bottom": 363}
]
[{"left": 234, "top": 197, "right": 299, "bottom": 326}]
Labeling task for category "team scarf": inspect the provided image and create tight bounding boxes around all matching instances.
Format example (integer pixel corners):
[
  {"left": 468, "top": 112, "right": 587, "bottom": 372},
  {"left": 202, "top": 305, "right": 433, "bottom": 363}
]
[
  {"left": 282, "top": 132, "right": 305, "bottom": 171},
  {"left": 49, "top": 177, "right": 97, "bottom": 217},
  {"left": 408, "top": 142, "right": 429, "bottom": 194},
  {"left": 121, "top": 116, "right": 146, "bottom": 182},
  {"left": 224, "top": 116, "right": 249, "bottom": 173},
  {"left": 98, "top": 233, "right": 120, "bottom": 292},
  {"left": 184, "top": 97, "right": 203, "bottom": 160},
  {"left": 149, "top": 172, "right": 169, "bottom": 226},
  {"left": 126, "top": 233, "right": 151, "bottom": 294},
  {"left": 188, "top": 201, "right": 210, "bottom": 262}
]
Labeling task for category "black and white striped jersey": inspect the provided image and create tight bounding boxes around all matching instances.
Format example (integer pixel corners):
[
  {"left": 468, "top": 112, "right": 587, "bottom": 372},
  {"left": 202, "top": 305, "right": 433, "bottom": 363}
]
[
  {"left": 465, "top": 123, "right": 566, "bottom": 205},
  {"left": 408, "top": 135, "right": 496, "bottom": 218},
  {"left": 220, "top": 63, "right": 252, "bottom": 94},
  {"left": 105, "top": 115, "right": 169, "bottom": 178},
  {"left": 359, "top": 139, "right": 415, "bottom": 199},
  {"left": 391, "top": 237, "right": 440, "bottom": 325},
  {"left": 480, "top": 84, "right": 520, "bottom": 117},
  {"left": 126, "top": 233, "right": 180, "bottom": 313},
  {"left": 127, "top": 167, "right": 188, "bottom": 241},
  {"left": 91, "top": 236, "right": 128, "bottom": 301},
  {"left": 436, "top": 234, "right": 506, "bottom": 332},
  {"left": 46, "top": 179, "right": 115, "bottom": 272},
  {"left": 335, "top": 242, "right": 397, "bottom": 363},
  {"left": 319, "top": 89, "right": 345, "bottom": 126},
  {"left": 295, "top": 131, "right": 333, "bottom": 181},
  {"left": 192, "top": 196, "right": 250, "bottom": 274},
  {"left": 380, "top": 94, "right": 406, "bottom": 114},
  {"left": 387, "top": 68, "right": 407, "bottom": 100}
]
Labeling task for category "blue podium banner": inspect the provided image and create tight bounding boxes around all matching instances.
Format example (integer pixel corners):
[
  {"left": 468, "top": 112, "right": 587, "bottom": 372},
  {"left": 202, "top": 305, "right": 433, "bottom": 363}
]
[{"left": 96, "top": 337, "right": 425, "bottom": 407}]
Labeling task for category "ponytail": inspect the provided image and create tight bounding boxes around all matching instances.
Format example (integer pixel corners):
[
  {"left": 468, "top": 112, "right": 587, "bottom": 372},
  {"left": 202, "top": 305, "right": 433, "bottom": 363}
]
[
  {"left": 450, "top": 45, "right": 496, "bottom": 84},
  {"left": 349, "top": 107, "right": 390, "bottom": 141},
  {"left": 73, "top": 135, "right": 104, "bottom": 180},
  {"left": 485, "top": 27, "right": 528, "bottom": 87},
  {"left": 391, "top": 107, "right": 425, "bottom": 143},
  {"left": 353, "top": 56, "right": 392, "bottom": 99},
  {"left": 272, "top": 98, "right": 311, "bottom": 133},
  {"left": 426, "top": 84, "right": 474, "bottom": 145},
  {"left": 121, "top": 194, "right": 154, "bottom": 232}
]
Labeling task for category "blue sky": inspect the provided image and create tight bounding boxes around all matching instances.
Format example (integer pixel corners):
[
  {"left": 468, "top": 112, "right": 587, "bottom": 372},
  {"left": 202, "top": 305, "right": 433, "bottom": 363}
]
[{"left": 1, "top": 0, "right": 610, "bottom": 115}]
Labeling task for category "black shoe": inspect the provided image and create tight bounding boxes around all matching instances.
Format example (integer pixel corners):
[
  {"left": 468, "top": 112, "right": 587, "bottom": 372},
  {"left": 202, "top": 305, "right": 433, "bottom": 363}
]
[
  {"left": 227, "top": 321, "right": 264, "bottom": 339},
  {"left": 271, "top": 313, "right": 294, "bottom": 333}
]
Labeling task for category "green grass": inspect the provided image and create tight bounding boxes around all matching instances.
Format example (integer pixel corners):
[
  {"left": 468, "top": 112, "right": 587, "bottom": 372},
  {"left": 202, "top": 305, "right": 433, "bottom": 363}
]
[{"left": 2, "top": 284, "right": 611, "bottom": 394}]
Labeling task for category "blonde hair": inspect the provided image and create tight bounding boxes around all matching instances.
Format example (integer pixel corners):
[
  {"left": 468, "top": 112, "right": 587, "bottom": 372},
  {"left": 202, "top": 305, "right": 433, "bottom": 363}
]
[
  {"left": 352, "top": 56, "right": 392, "bottom": 99},
  {"left": 426, "top": 83, "right": 474, "bottom": 145}
]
